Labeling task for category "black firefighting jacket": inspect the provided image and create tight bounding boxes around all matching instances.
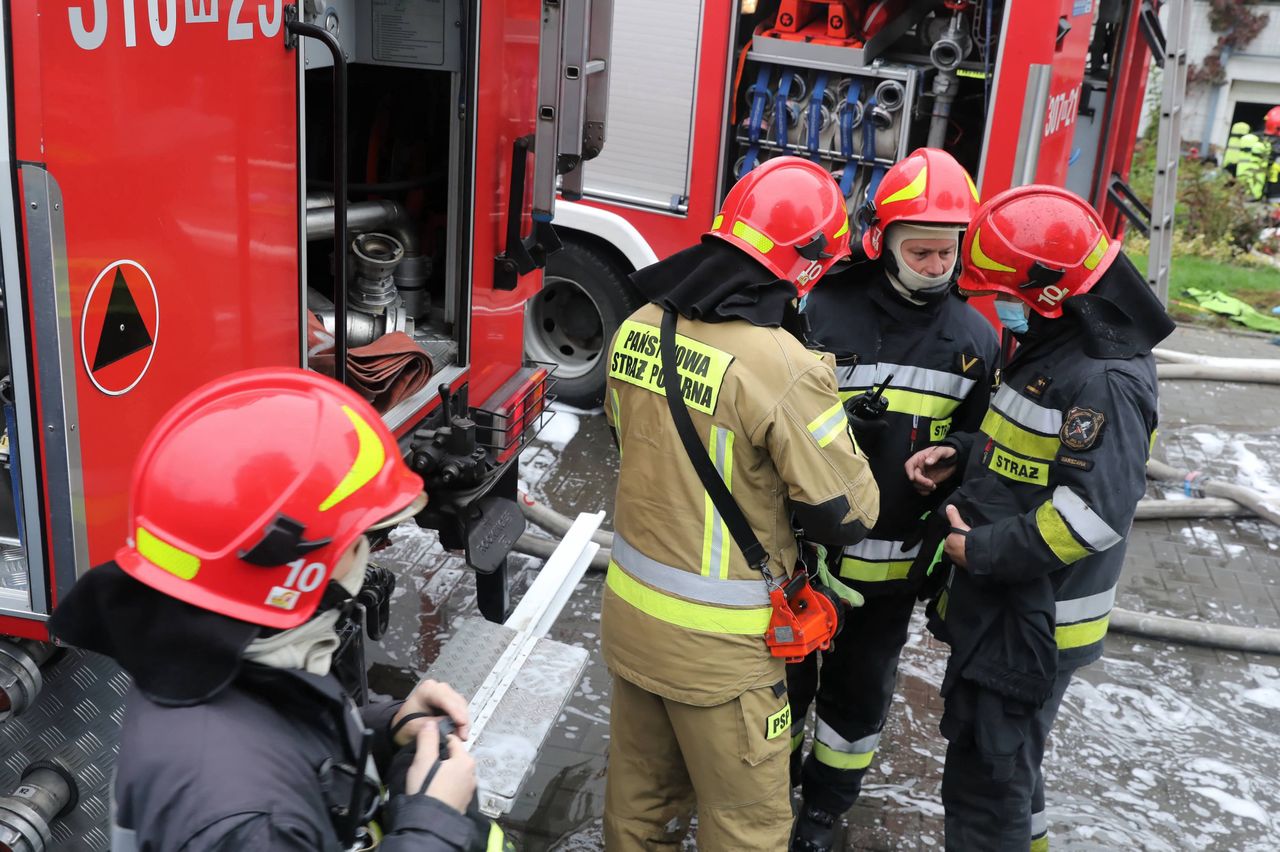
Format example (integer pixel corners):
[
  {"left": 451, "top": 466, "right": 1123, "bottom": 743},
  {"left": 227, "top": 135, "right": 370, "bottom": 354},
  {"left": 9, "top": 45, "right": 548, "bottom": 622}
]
[
  {"left": 112, "top": 664, "right": 494, "bottom": 852},
  {"left": 931, "top": 254, "right": 1172, "bottom": 673},
  {"left": 803, "top": 261, "right": 999, "bottom": 597}
]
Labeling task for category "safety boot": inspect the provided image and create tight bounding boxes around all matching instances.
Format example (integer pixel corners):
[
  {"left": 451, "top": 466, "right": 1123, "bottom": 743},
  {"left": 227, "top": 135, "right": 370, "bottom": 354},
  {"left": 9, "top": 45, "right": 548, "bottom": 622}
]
[{"left": 789, "top": 803, "right": 837, "bottom": 852}]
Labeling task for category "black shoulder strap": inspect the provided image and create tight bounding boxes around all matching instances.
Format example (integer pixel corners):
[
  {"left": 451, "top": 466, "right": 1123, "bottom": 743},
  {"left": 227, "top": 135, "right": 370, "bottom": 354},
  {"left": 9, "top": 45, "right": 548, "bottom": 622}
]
[{"left": 659, "top": 308, "right": 770, "bottom": 572}]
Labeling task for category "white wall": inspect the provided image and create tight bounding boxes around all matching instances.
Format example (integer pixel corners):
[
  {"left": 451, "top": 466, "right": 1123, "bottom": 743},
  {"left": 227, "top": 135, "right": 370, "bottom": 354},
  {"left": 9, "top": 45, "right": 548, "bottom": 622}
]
[{"left": 1180, "top": 1, "right": 1280, "bottom": 152}]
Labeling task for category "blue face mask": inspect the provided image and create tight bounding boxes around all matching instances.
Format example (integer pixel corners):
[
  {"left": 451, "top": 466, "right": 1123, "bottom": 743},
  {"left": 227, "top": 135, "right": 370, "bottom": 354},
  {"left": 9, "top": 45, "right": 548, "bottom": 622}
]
[{"left": 995, "top": 300, "right": 1029, "bottom": 334}]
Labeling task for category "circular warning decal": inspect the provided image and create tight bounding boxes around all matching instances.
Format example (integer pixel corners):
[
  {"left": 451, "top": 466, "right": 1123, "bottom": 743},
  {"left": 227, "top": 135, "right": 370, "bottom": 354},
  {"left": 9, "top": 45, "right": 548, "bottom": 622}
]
[{"left": 79, "top": 260, "right": 159, "bottom": 396}]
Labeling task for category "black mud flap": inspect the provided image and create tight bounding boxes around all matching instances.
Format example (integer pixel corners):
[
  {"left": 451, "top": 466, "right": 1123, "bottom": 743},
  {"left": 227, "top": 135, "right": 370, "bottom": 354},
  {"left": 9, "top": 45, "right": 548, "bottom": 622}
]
[{"left": 465, "top": 496, "right": 526, "bottom": 574}]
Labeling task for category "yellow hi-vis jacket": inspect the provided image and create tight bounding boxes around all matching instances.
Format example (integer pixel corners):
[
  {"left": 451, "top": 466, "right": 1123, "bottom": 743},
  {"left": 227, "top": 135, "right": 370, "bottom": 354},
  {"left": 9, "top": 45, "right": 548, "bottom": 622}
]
[{"left": 601, "top": 302, "right": 880, "bottom": 705}]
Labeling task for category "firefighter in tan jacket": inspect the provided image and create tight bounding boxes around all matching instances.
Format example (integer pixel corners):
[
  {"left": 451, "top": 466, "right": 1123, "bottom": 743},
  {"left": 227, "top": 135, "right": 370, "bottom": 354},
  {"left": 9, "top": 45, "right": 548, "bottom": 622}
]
[{"left": 600, "top": 157, "right": 880, "bottom": 850}]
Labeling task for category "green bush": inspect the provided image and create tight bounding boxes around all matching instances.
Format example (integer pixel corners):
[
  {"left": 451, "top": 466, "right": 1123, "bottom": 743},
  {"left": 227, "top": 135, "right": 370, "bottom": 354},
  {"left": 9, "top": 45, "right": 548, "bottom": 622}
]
[{"left": 1127, "top": 140, "right": 1266, "bottom": 250}]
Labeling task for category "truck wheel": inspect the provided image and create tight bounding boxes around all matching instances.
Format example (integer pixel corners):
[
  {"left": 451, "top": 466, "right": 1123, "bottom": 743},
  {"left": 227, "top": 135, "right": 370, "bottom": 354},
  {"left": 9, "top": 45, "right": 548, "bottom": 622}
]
[{"left": 523, "top": 237, "right": 640, "bottom": 408}]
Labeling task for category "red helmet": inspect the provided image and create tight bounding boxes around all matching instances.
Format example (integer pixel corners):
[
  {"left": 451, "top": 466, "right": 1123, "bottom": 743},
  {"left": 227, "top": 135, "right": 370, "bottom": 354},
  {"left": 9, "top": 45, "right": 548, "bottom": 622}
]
[
  {"left": 861, "top": 148, "right": 980, "bottom": 259},
  {"left": 116, "top": 368, "right": 425, "bottom": 629},
  {"left": 958, "top": 185, "right": 1120, "bottom": 318},
  {"left": 706, "top": 156, "right": 852, "bottom": 297},
  {"left": 1266, "top": 105, "right": 1280, "bottom": 136}
]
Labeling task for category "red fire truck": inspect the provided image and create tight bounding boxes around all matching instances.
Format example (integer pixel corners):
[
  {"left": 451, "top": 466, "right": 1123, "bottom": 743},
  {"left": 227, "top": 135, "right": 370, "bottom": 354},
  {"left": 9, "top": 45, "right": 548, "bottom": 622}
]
[
  {"left": 0, "top": 0, "right": 616, "bottom": 846},
  {"left": 532, "top": 0, "right": 1166, "bottom": 406}
]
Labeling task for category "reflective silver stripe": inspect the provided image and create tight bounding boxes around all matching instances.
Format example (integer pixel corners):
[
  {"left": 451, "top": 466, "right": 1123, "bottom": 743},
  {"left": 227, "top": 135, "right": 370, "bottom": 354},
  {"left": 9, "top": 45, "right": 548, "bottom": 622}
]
[
  {"left": 836, "top": 362, "right": 975, "bottom": 400},
  {"left": 815, "top": 718, "right": 880, "bottom": 754},
  {"left": 1055, "top": 585, "right": 1117, "bottom": 625},
  {"left": 613, "top": 533, "right": 770, "bottom": 606},
  {"left": 1031, "top": 809, "right": 1048, "bottom": 837},
  {"left": 844, "top": 538, "right": 921, "bottom": 561},
  {"left": 1051, "top": 486, "right": 1122, "bottom": 552},
  {"left": 991, "top": 384, "right": 1063, "bottom": 436},
  {"left": 810, "top": 406, "right": 847, "bottom": 447}
]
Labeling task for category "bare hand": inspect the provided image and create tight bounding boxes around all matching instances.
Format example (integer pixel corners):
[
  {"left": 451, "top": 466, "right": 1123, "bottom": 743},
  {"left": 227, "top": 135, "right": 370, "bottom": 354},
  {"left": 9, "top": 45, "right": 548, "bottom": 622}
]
[
  {"left": 393, "top": 679, "right": 471, "bottom": 747},
  {"left": 405, "top": 722, "right": 478, "bottom": 814},
  {"left": 905, "top": 445, "right": 958, "bottom": 495},
  {"left": 944, "top": 504, "right": 970, "bottom": 569}
]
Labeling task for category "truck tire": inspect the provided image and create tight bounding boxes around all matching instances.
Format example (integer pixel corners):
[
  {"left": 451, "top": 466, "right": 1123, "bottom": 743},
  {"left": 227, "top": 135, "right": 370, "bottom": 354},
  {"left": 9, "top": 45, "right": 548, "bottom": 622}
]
[{"left": 523, "top": 237, "right": 641, "bottom": 408}]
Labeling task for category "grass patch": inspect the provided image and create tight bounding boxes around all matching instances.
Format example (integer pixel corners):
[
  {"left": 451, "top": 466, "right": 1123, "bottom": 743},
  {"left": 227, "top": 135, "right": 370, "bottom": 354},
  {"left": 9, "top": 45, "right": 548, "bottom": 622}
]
[{"left": 1125, "top": 249, "right": 1280, "bottom": 325}]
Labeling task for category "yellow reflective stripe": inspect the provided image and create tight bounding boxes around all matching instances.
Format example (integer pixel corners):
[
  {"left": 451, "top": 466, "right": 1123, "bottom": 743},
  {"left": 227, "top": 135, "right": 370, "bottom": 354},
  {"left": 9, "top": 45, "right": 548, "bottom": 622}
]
[
  {"left": 930, "top": 417, "right": 952, "bottom": 442},
  {"left": 813, "top": 741, "right": 875, "bottom": 770},
  {"left": 1082, "top": 234, "right": 1109, "bottom": 271},
  {"left": 808, "top": 400, "right": 847, "bottom": 448},
  {"left": 989, "top": 446, "right": 1050, "bottom": 485},
  {"left": 606, "top": 562, "right": 772, "bottom": 635},
  {"left": 608, "top": 319, "right": 735, "bottom": 415},
  {"left": 1030, "top": 835, "right": 1050, "bottom": 852},
  {"left": 609, "top": 388, "right": 623, "bottom": 457},
  {"left": 486, "top": 822, "right": 506, "bottom": 852},
  {"left": 874, "top": 388, "right": 962, "bottom": 419},
  {"left": 965, "top": 172, "right": 980, "bottom": 202},
  {"left": 881, "top": 164, "right": 928, "bottom": 205},
  {"left": 1056, "top": 613, "right": 1110, "bottom": 649},
  {"left": 936, "top": 588, "right": 949, "bottom": 620},
  {"left": 970, "top": 227, "right": 1016, "bottom": 273},
  {"left": 319, "top": 405, "right": 387, "bottom": 512},
  {"left": 791, "top": 731, "right": 805, "bottom": 752},
  {"left": 136, "top": 526, "right": 201, "bottom": 580},
  {"left": 701, "top": 426, "right": 734, "bottom": 579},
  {"left": 711, "top": 214, "right": 724, "bottom": 231},
  {"left": 1148, "top": 428, "right": 1158, "bottom": 456},
  {"left": 1035, "top": 501, "right": 1091, "bottom": 564},
  {"left": 833, "top": 218, "right": 849, "bottom": 239},
  {"left": 839, "top": 558, "right": 913, "bottom": 582},
  {"left": 732, "top": 220, "right": 775, "bottom": 253},
  {"left": 981, "top": 409, "right": 1060, "bottom": 460}
]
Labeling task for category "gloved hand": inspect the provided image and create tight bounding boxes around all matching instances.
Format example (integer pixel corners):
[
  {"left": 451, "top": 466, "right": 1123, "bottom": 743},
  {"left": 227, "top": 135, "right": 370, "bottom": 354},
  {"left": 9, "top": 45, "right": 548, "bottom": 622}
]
[
  {"left": 810, "top": 543, "right": 865, "bottom": 609},
  {"left": 905, "top": 510, "right": 953, "bottom": 602}
]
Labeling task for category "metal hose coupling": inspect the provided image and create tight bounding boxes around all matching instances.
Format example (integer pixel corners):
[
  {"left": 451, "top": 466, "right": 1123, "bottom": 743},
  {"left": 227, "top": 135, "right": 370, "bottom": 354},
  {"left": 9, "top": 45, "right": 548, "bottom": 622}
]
[
  {"left": 0, "top": 761, "right": 79, "bottom": 852},
  {"left": 0, "top": 641, "right": 56, "bottom": 723},
  {"left": 873, "top": 80, "right": 905, "bottom": 113},
  {"left": 349, "top": 232, "right": 405, "bottom": 315},
  {"left": 929, "top": 13, "right": 973, "bottom": 72}
]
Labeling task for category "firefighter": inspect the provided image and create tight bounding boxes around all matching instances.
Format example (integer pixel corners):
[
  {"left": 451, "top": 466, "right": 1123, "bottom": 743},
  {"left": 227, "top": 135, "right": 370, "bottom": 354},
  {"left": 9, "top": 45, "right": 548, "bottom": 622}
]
[
  {"left": 904, "top": 186, "right": 1175, "bottom": 851},
  {"left": 1222, "top": 120, "right": 1251, "bottom": 175},
  {"left": 49, "top": 368, "right": 506, "bottom": 852},
  {"left": 1263, "top": 107, "right": 1280, "bottom": 199},
  {"left": 787, "top": 148, "right": 999, "bottom": 852},
  {"left": 1235, "top": 132, "right": 1267, "bottom": 200},
  {"left": 601, "top": 156, "right": 880, "bottom": 850}
]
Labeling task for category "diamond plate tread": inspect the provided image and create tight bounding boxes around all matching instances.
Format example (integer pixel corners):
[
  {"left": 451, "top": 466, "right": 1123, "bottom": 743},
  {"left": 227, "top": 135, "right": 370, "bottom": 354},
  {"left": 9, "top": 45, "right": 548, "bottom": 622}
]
[
  {"left": 0, "top": 648, "right": 124, "bottom": 852},
  {"left": 471, "top": 638, "right": 588, "bottom": 815},
  {"left": 422, "top": 617, "right": 589, "bottom": 815},
  {"left": 423, "top": 617, "right": 518, "bottom": 699}
]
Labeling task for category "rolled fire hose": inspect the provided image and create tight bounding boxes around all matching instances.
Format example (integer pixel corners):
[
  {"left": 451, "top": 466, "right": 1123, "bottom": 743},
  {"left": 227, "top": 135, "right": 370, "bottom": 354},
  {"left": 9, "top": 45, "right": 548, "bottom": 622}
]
[
  {"left": 1155, "top": 348, "right": 1280, "bottom": 384},
  {"left": 514, "top": 494, "right": 1280, "bottom": 654},
  {"left": 1146, "top": 458, "right": 1280, "bottom": 528}
]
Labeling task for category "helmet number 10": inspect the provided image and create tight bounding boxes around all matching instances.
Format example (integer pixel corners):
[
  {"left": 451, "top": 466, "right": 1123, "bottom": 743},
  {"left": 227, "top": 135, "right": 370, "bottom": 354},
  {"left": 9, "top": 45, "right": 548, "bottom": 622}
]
[
  {"left": 1036, "top": 284, "right": 1070, "bottom": 307},
  {"left": 283, "top": 559, "right": 328, "bottom": 593}
]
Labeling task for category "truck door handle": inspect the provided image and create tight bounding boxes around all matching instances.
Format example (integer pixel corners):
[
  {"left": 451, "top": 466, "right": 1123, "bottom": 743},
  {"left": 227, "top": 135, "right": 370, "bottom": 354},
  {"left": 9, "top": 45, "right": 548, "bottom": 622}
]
[{"left": 495, "top": 136, "right": 562, "bottom": 292}]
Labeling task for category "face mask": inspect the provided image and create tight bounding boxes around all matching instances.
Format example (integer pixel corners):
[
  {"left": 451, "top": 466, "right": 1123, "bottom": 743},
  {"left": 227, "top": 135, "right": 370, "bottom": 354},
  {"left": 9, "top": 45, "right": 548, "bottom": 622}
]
[{"left": 995, "top": 300, "right": 1030, "bottom": 334}]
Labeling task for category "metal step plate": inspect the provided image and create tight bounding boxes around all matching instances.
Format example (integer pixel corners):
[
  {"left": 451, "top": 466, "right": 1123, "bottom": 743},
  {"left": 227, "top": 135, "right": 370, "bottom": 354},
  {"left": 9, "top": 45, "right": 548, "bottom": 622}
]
[{"left": 424, "top": 616, "right": 590, "bottom": 816}]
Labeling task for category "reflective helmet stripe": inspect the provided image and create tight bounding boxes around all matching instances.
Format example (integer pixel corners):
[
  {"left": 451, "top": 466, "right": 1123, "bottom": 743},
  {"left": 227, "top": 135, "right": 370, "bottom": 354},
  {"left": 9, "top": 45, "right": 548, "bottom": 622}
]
[
  {"left": 880, "top": 164, "right": 928, "bottom": 205},
  {"left": 319, "top": 406, "right": 388, "bottom": 511},
  {"left": 833, "top": 218, "right": 849, "bottom": 239},
  {"left": 1082, "top": 234, "right": 1109, "bottom": 271},
  {"left": 137, "top": 526, "right": 201, "bottom": 580},
  {"left": 711, "top": 214, "right": 724, "bottom": 231},
  {"left": 731, "top": 220, "right": 775, "bottom": 253},
  {"left": 965, "top": 173, "right": 980, "bottom": 202},
  {"left": 969, "top": 228, "right": 1017, "bottom": 273}
]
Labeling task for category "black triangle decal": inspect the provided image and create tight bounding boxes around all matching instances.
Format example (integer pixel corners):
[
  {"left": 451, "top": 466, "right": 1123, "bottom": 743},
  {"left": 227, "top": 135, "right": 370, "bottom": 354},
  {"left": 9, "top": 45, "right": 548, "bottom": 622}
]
[{"left": 92, "top": 268, "right": 153, "bottom": 372}]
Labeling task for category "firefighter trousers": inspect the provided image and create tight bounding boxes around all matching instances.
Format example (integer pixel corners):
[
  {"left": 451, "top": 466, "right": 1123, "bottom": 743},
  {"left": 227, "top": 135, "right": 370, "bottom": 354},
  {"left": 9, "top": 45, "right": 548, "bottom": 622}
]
[
  {"left": 940, "top": 667, "right": 1073, "bottom": 852},
  {"left": 786, "top": 591, "right": 917, "bottom": 815},
  {"left": 603, "top": 670, "right": 794, "bottom": 851}
]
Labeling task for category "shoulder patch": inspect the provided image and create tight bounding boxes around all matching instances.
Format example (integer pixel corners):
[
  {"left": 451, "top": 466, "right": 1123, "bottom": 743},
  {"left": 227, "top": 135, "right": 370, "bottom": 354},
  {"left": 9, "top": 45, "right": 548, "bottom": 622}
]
[
  {"left": 1060, "top": 407, "right": 1106, "bottom": 451},
  {"left": 957, "top": 353, "right": 984, "bottom": 376}
]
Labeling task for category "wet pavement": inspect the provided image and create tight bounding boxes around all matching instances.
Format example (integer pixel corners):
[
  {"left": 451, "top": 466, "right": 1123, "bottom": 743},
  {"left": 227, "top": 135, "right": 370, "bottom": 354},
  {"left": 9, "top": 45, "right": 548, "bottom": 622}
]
[{"left": 371, "top": 324, "right": 1280, "bottom": 851}]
